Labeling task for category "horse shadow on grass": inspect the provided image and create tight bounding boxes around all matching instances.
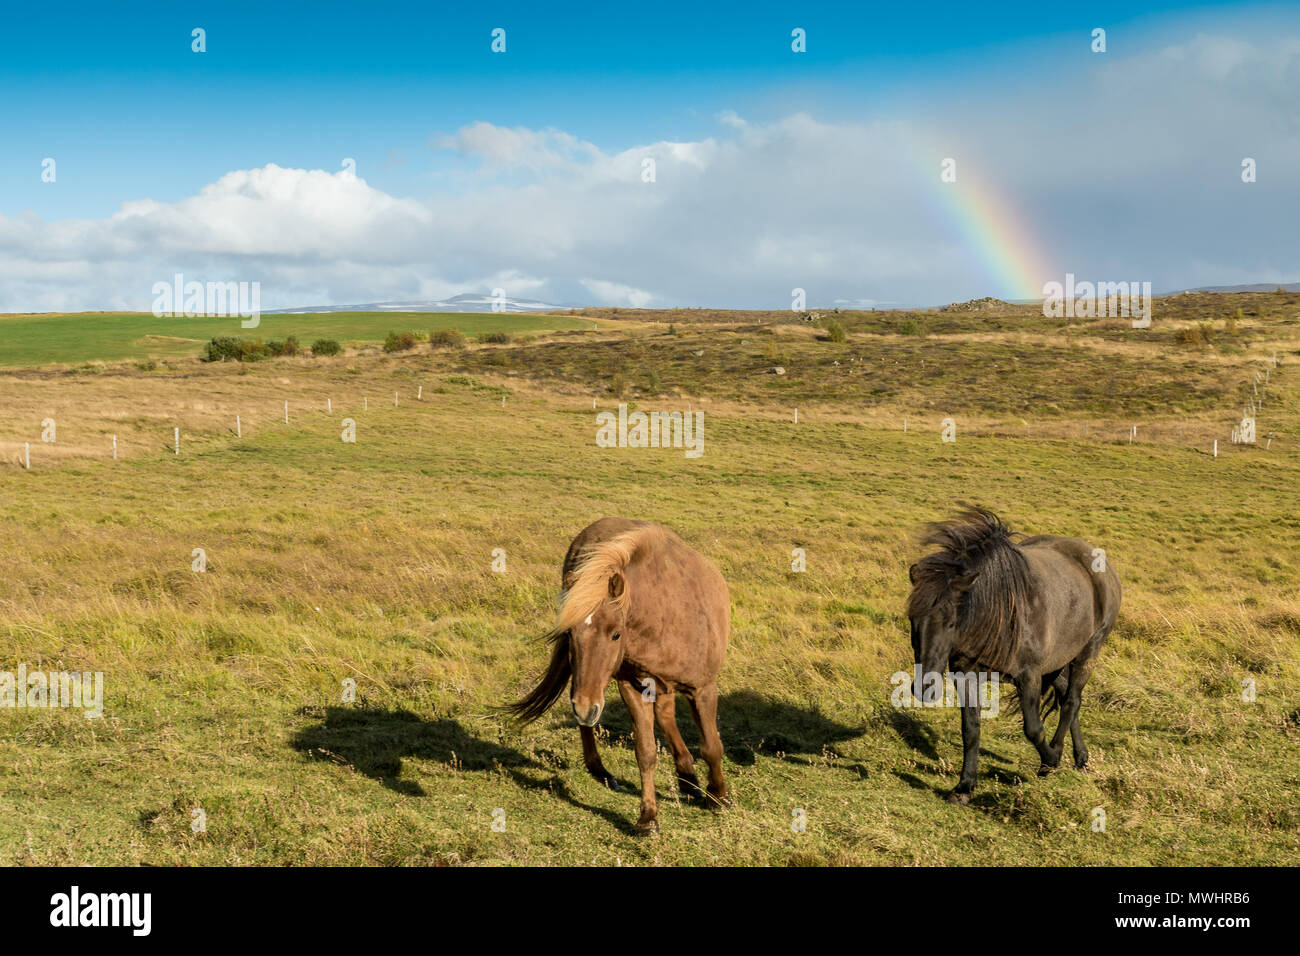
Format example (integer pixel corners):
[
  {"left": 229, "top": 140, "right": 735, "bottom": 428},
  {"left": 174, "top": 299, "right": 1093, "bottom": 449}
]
[
  {"left": 289, "top": 704, "right": 640, "bottom": 835},
  {"left": 892, "top": 761, "right": 1034, "bottom": 811},
  {"left": 590, "top": 688, "right": 870, "bottom": 777},
  {"left": 885, "top": 709, "right": 1024, "bottom": 804},
  {"left": 883, "top": 708, "right": 941, "bottom": 760},
  {"left": 291, "top": 691, "right": 872, "bottom": 829}
]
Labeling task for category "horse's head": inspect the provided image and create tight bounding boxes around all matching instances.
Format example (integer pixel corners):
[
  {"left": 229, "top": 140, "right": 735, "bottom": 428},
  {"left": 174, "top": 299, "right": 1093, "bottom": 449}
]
[
  {"left": 907, "top": 506, "right": 1028, "bottom": 681},
  {"left": 567, "top": 570, "right": 628, "bottom": 726},
  {"left": 907, "top": 562, "right": 974, "bottom": 693}
]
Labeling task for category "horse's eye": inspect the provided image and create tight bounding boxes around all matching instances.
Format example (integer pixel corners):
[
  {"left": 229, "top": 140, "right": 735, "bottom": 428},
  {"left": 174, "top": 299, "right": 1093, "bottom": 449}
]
[{"left": 611, "top": 631, "right": 621, "bottom": 641}]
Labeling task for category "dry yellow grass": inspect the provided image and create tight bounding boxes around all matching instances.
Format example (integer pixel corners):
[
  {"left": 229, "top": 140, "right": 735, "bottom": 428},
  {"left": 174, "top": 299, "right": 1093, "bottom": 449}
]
[{"left": 0, "top": 298, "right": 1297, "bottom": 865}]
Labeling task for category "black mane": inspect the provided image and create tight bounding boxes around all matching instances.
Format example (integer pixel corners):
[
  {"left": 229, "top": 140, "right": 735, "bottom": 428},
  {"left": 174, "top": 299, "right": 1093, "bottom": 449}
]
[{"left": 906, "top": 506, "right": 1031, "bottom": 673}]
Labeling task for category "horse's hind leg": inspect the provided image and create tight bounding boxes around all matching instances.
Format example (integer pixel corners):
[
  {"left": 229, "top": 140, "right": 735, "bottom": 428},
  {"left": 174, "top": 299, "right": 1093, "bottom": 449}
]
[
  {"left": 580, "top": 725, "right": 619, "bottom": 791},
  {"left": 687, "top": 684, "right": 729, "bottom": 807},
  {"left": 1062, "top": 658, "right": 1096, "bottom": 770},
  {"left": 1043, "top": 669, "right": 1072, "bottom": 768},
  {"left": 1069, "top": 713, "right": 1087, "bottom": 770},
  {"left": 1017, "top": 676, "right": 1058, "bottom": 773},
  {"left": 653, "top": 690, "right": 702, "bottom": 799}
]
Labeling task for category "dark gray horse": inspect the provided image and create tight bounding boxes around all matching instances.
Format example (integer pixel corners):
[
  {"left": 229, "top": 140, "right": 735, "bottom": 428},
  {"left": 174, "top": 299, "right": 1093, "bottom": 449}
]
[{"left": 906, "top": 506, "right": 1121, "bottom": 802}]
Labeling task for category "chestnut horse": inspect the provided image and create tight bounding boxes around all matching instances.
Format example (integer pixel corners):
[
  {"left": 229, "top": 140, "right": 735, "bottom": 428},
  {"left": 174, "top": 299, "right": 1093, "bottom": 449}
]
[
  {"left": 508, "top": 517, "right": 731, "bottom": 835},
  {"left": 907, "top": 507, "right": 1121, "bottom": 803}
]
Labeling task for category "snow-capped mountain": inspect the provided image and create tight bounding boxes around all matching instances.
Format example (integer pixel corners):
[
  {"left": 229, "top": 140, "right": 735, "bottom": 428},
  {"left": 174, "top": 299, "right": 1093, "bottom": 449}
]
[{"left": 267, "top": 292, "right": 572, "bottom": 314}]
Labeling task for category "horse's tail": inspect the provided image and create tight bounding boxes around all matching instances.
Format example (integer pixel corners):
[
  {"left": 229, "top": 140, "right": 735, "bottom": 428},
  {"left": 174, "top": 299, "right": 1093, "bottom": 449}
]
[
  {"left": 505, "top": 630, "right": 572, "bottom": 724},
  {"left": 1042, "top": 684, "right": 1060, "bottom": 718}
]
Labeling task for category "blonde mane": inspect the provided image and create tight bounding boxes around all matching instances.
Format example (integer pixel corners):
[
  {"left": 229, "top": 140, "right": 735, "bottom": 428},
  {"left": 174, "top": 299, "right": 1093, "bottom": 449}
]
[{"left": 557, "top": 525, "right": 666, "bottom": 631}]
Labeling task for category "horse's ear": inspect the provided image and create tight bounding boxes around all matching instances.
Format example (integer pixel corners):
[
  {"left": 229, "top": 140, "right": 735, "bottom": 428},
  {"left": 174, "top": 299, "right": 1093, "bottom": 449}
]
[
  {"left": 908, "top": 563, "right": 919, "bottom": 584},
  {"left": 608, "top": 571, "right": 626, "bottom": 600}
]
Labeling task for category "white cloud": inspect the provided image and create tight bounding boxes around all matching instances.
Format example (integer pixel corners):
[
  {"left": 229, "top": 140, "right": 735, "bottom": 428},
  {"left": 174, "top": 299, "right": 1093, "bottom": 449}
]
[
  {"left": 580, "top": 278, "right": 656, "bottom": 308},
  {"left": 433, "top": 122, "right": 603, "bottom": 172}
]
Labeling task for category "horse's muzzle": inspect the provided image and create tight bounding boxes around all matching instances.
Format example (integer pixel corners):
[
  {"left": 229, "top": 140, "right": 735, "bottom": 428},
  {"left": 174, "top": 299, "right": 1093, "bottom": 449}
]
[{"left": 572, "top": 701, "right": 603, "bottom": 726}]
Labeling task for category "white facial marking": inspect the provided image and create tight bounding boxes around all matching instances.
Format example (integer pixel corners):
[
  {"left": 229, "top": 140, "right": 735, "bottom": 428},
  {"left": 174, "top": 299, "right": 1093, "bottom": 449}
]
[{"left": 584, "top": 613, "right": 593, "bottom": 626}]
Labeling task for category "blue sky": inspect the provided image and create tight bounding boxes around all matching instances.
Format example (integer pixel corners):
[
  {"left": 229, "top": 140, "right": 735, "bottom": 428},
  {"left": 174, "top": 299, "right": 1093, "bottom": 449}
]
[{"left": 1, "top": 1, "right": 1297, "bottom": 310}]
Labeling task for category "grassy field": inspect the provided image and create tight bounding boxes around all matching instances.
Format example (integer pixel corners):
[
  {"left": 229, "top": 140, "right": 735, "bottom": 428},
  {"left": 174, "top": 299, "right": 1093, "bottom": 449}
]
[
  {"left": 1, "top": 296, "right": 1298, "bottom": 866},
  {"left": 0, "top": 310, "right": 590, "bottom": 368}
]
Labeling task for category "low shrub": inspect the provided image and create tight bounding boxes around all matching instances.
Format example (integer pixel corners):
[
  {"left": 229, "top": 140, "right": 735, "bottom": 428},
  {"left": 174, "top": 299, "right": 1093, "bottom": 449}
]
[
  {"left": 1174, "top": 323, "right": 1214, "bottom": 346},
  {"left": 383, "top": 331, "right": 417, "bottom": 353},
  {"left": 429, "top": 329, "right": 466, "bottom": 348},
  {"left": 267, "top": 336, "right": 299, "bottom": 357},
  {"left": 204, "top": 337, "right": 268, "bottom": 362}
]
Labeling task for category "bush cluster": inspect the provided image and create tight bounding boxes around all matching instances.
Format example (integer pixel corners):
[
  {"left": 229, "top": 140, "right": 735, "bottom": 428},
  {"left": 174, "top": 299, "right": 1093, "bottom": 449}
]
[
  {"left": 429, "top": 329, "right": 466, "bottom": 348},
  {"left": 383, "top": 331, "right": 418, "bottom": 352}
]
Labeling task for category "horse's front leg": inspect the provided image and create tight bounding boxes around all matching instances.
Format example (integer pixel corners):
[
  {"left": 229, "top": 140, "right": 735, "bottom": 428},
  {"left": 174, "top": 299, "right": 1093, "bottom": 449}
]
[
  {"left": 579, "top": 725, "right": 618, "bottom": 791},
  {"left": 1017, "top": 675, "right": 1059, "bottom": 773},
  {"left": 618, "top": 679, "right": 659, "bottom": 835},
  {"left": 949, "top": 700, "right": 981, "bottom": 804}
]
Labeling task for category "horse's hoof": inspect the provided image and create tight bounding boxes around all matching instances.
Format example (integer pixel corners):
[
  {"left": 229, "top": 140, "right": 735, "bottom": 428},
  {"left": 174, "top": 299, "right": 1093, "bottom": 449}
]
[
  {"left": 946, "top": 790, "right": 972, "bottom": 805},
  {"left": 677, "top": 773, "right": 703, "bottom": 799},
  {"left": 634, "top": 818, "right": 659, "bottom": 837},
  {"left": 1075, "top": 759, "right": 1090, "bottom": 772},
  {"left": 705, "top": 787, "right": 731, "bottom": 809},
  {"left": 1038, "top": 764, "right": 1059, "bottom": 777}
]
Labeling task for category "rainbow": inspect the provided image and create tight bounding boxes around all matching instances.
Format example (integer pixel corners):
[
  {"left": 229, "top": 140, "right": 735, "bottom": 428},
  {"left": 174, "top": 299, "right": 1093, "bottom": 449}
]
[
  {"left": 912, "top": 131, "right": 1055, "bottom": 301},
  {"left": 940, "top": 168, "right": 1054, "bottom": 301}
]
